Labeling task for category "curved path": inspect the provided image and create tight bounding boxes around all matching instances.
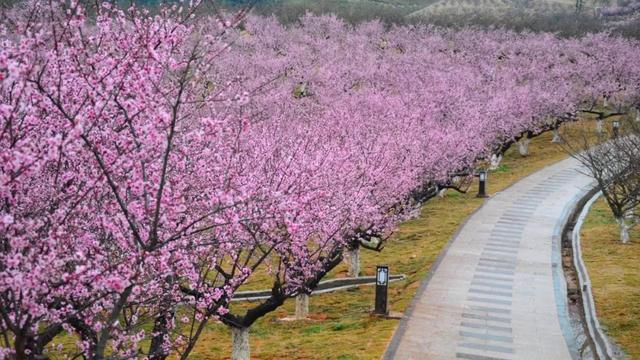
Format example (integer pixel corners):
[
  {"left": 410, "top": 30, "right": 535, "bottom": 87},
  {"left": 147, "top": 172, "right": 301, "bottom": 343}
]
[{"left": 384, "top": 157, "right": 593, "bottom": 360}]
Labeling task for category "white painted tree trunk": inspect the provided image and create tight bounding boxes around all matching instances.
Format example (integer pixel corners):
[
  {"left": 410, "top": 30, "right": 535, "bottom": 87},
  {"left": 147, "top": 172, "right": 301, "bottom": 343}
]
[
  {"left": 346, "top": 247, "right": 360, "bottom": 277},
  {"left": 636, "top": 111, "right": 640, "bottom": 123},
  {"left": 603, "top": 97, "right": 608, "bottom": 107},
  {"left": 517, "top": 138, "right": 531, "bottom": 156},
  {"left": 489, "top": 153, "right": 503, "bottom": 170},
  {"left": 231, "top": 327, "right": 250, "bottom": 360},
  {"left": 551, "top": 129, "right": 562, "bottom": 143},
  {"left": 437, "top": 188, "right": 447, "bottom": 197},
  {"left": 295, "top": 293, "right": 309, "bottom": 320},
  {"left": 616, "top": 217, "right": 630, "bottom": 244},
  {"left": 596, "top": 119, "right": 604, "bottom": 134}
]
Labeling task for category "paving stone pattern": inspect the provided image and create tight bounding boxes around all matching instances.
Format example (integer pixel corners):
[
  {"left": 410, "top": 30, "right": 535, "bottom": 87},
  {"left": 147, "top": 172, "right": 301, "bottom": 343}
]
[{"left": 386, "top": 158, "right": 593, "bottom": 360}]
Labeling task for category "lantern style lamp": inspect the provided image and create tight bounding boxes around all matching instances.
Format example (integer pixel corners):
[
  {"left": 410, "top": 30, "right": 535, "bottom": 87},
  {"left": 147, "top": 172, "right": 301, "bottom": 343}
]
[
  {"left": 477, "top": 169, "right": 488, "bottom": 198},
  {"left": 374, "top": 265, "right": 389, "bottom": 315},
  {"left": 612, "top": 120, "right": 620, "bottom": 138}
]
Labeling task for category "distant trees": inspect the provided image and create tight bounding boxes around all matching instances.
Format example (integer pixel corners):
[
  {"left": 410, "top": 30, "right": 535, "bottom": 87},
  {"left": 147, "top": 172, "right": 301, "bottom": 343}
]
[{"left": 600, "top": 0, "right": 640, "bottom": 16}]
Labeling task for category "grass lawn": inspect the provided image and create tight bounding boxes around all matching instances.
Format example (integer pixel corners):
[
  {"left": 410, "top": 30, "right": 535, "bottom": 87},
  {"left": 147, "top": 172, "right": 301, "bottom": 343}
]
[
  {"left": 580, "top": 198, "right": 640, "bottom": 359},
  {"left": 190, "top": 129, "right": 572, "bottom": 360}
]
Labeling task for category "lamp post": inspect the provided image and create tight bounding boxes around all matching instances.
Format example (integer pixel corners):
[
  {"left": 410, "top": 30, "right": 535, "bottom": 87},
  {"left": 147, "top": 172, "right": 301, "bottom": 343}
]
[
  {"left": 374, "top": 265, "right": 389, "bottom": 315},
  {"left": 477, "top": 169, "right": 488, "bottom": 198},
  {"left": 612, "top": 120, "right": 620, "bottom": 138}
]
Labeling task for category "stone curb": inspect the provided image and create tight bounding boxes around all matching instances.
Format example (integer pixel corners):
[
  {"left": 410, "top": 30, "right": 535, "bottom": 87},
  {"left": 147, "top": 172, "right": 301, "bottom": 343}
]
[{"left": 571, "top": 191, "right": 618, "bottom": 359}]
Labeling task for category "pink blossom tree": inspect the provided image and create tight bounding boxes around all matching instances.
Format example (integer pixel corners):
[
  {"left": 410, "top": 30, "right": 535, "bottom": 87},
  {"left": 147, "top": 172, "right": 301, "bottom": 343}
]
[{"left": 0, "top": 1, "right": 262, "bottom": 358}]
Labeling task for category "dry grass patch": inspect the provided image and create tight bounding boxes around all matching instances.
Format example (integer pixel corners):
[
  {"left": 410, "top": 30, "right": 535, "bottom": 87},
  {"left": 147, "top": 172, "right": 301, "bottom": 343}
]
[{"left": 580, "top": 198, "right": 640, "bottom": 359}]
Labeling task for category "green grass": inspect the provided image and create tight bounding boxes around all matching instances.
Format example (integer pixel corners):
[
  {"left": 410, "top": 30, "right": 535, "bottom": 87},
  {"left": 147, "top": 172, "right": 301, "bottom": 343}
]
[{"left": 580, "top": 198, "right": 640, "bottom": 359}]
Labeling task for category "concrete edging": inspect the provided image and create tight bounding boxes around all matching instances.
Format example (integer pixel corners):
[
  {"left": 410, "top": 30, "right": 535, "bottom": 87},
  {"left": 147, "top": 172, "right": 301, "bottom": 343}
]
[
  {"left": 551, "top": 182, "right": 592, "bottom": 359},
  {"left": 571, "top": 191, "right": 618, "bottom": 359}
]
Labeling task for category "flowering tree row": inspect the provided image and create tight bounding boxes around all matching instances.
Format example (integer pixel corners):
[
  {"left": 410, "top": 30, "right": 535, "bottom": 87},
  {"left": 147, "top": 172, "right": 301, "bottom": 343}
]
[{"left": 1, "top": 2, "right": 640, "bottom": 359}]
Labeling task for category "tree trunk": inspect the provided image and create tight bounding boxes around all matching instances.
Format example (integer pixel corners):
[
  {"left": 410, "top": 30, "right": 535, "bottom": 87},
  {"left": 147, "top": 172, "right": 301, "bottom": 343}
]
[
  {"left": 551, "top": 129, "right": 562, "bottom": 143},
  {"left": 149, "top": 310, "right": 173, "bottom": 360},
  {"left": 517, "top": 138, "right": 530, "bottom": 156},
  {"left": 12, "top": 334, "right": 41, "bottom": 360},
  {"left": 596, "top": 119, "right": 604, "bottom": 134},
  {"left": 295, "top": 293, "right": 309, "bottom": 320},
  {"left": 636, "top": 111, "right": 640, "bottom": 123},
  {"left": 489, "top": 153, "right": 503, "bottom": 170},
  {"left": 14, "top": 335, "right": 26, "bottom": 360},
  {"left": 616, "top": 217, "right": 630, "bottom": 244},
  {"left": 437, "top": 188, "right": 447, "bottom": 197},
  {"left": 346, "top": 246, "right": 360, "bottom": 277},
  {"left": 603, "top": 97, "right": 608, "bottom": 107},
  {"left": 231, "top": 327, "right": 250, "bottom": 360}
]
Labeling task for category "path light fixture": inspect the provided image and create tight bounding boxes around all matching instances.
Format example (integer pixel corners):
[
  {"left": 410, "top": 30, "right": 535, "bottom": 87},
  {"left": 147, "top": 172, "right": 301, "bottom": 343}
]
[
  {"left": 612, "top": 120, "right": 620, "bottom": 138},
  {"left": 477, "top": 169, "right": 488, "bottom": 198},
  {"left": 374, "top": 265, "right": 389, "bottom": 315}
]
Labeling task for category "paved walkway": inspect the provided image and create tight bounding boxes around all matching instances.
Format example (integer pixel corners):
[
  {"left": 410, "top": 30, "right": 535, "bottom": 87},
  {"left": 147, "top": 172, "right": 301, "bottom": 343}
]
[{"left": 384, "top": 158, "right": 593, "bottom": 360}]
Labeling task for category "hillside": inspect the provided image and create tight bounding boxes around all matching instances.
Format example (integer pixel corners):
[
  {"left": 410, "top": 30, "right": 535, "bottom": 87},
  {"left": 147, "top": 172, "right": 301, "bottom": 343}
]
[{"left": 253, "top": 0, "right": 589, "bottom": 21}]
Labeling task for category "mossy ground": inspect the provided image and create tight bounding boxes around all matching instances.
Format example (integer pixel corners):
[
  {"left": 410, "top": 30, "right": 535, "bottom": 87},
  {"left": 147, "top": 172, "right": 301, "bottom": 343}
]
[{"left": 580, "top": 198, "right": 640, "bottom": 359}]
